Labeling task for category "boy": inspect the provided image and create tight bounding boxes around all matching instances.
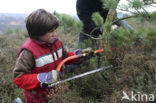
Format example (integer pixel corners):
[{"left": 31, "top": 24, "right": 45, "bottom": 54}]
[{"left": 13, "top": 9, "right": 82, "bottom": 103}]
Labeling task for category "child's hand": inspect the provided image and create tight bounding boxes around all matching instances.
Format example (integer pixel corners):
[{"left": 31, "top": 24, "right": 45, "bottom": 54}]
[
  {"left": 51, "top": 70, "right": 60, "bottom": 83},
  {"left": 75, "top": 48, "right": 94, "bottom": 56},
  {"left": 82, "top": 47, "right": 94, "bottom": 55},
  {"left": 38, "top": 70, "right": 60, "bottom": 85},
  {"left": 75, "top": 49, "right": 83, "bottom": 55}
]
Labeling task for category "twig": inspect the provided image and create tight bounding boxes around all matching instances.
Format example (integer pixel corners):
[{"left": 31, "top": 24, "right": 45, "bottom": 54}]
[
  {"left": 141, "top": 6, "right": 149, "bottom": 14},
  {"left": 80, "top": 31, "right": 103, "bottom": 40},
  {"left": 149, "top": 4, "right": 156, "bottom": 8},
  {"left": 117, "top": 8, "right": 137, "bottom": 15},
  {"left": 134, "top": 7, "right": 144, "bottom": 16},
  {"left": 113, "top": 15, "right": 137, "bottom": 24},
  {"left": 90, "top": 27, "right": 100, "bottom": 35},
  {"left": 144, "top": 1, "right": 156, "bottom": 5}
]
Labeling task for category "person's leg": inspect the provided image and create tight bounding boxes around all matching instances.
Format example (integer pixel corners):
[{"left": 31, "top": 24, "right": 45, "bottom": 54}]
[
  {"left": 78, "top": 31, "right": 89, "bottom": 48},
  {"left": 68, "top": 31, "right": 89, "bottom": 73}
]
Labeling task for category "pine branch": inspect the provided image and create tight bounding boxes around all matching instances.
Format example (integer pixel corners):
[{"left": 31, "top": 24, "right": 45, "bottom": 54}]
[
  {"left": 117, "top": 8, "right": 137, "bottom": 14},
  {"left": 103, "top": 0, "right": 120, "bottom": 35},
  {"left": 149, "top": 4, "right": 156, "bottom": 7},
  {"left": 101, "top": 0, "right": 121, "bottom": 59},
  {"left": 143, "top": 0, "right": 156, "bottom": 5},
  {"left": 117, "top": 7, "right": 154, "bottom": 21},
  {"left": 80, "top": 31, "right": 103, "bottom": 40},
  {"left": 134, "top": 7, "right": 144, "bottom": 16},
  {"left": 113, "top": 15, "right": 137, "bottom": 24}
]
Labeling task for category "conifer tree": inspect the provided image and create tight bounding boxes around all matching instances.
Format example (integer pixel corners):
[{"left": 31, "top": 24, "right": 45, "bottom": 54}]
[{"left": 72, "top": 0, "right": 156, "bottom": 102}]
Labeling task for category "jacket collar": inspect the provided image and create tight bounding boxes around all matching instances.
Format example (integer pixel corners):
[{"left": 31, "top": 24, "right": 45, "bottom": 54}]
[{"left": 33, "top": 38, "right": 58, "bottom": 47}]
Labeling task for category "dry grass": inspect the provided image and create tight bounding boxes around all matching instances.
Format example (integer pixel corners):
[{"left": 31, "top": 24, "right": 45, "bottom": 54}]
[
  {"left": 0, "top": 30, "right": 79, "bottom": 102},
  {"left": 0, "top": 18, "right": 156, "bottom": 103}
]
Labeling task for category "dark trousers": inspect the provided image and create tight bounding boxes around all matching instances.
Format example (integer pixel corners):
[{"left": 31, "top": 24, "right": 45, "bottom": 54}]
[{"left": 78, "top": 31, "right": 89, "bottom": 48}]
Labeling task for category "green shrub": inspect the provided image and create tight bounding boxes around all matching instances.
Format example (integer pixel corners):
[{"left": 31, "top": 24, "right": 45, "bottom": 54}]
[
  {"left": 4, "top": 27, "right": 13, "bottom": 34},
  {"left": 54, "top": 11, "right": 82, "bottom": 34}
]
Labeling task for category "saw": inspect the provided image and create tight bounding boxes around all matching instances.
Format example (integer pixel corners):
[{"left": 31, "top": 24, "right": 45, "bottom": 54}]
[
  {"left": 42, "top": 49, "right": 113, "bottom": 87},
  {"left": 46, "top": 65, "right": 113, "bottom": 87}
]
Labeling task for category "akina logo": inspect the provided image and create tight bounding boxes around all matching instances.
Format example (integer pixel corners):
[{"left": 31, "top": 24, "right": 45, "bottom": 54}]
[{"left": 121, "top": 91, "right": 155, "bottom": 102}]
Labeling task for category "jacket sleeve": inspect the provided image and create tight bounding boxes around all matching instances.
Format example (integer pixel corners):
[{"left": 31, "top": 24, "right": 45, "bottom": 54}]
[
  {"left": 13, "top": 50, "right": 61, "bottom": 90},
  {"left": 13, "top": 49, "right": 41, "bottom": 90}
]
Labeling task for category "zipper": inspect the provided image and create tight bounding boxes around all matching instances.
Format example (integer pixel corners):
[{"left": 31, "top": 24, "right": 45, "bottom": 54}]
[
  {"left": 50, "top": 44, "right": 57, "bottom": 68},
  {"left": 49, "top": 38, "right": 58, "bottom": 68},
  {"left": 54, "top": 44, "right": 59, "bottom": 60}
]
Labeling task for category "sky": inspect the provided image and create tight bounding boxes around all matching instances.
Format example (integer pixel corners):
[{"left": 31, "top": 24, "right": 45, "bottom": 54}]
[
  {"left": 0, "top": 0, "right": 77, "bottom": 14},
  {"left": 0, "top": 0, "right": 155, "bottom": 14}
]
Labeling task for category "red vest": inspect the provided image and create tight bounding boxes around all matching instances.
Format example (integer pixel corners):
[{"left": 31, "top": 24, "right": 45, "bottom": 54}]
[
  {"left": 17, "top": 37, "right": 63, "bottom": 103},
  {"left": 18, "top": 37, "right": 63, "bottom": 73}
]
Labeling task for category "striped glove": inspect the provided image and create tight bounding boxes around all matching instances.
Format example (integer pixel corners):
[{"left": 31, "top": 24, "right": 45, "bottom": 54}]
[{"left": 38, "top": 70, "right": 60, "bottom": 85}]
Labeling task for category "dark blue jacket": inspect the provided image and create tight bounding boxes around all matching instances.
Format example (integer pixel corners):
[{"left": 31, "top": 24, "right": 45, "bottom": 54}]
[{"left": 76, "top": 0, "right": 109, "bottom": 33}]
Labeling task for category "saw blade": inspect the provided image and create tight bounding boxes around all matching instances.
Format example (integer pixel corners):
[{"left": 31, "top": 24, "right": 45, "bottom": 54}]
[{"left": 47, "top": 65, "right": 113, "bottom": 87}]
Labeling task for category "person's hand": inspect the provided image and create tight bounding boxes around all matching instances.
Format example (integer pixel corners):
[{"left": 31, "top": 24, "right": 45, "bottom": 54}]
[
  {"left": 38, "top": 70, "right": 60, "bottom": 85},
  {"left": 75, "top": 49, "right": 83, "bottom": 55},
  {"left": 75, "top": 48, "right": 94, "bottom": 55},
  {"left": 82, "top": 47, "right": 94, "bottom": 55},
  {"left": 74, "top": 48, "right": 94, "bottom": 61},
  {"left": 81, "top": 48, "right": 94, "bottom": 61},
  {"left": 51, "top": 70, "right": 60, "bottom": 83}
]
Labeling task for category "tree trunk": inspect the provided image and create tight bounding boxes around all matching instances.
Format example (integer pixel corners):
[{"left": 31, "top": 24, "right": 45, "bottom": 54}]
[{"left": 101, "top": 0, "right": 120, "bottom": 59}]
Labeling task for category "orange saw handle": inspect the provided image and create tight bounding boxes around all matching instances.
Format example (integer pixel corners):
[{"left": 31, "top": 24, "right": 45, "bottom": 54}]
[
  {"left": 56, "top": 49, "right": 104, "bottom": 71},
  {"left": 94, "top": 49, "right": 104, "bottom": 54}
]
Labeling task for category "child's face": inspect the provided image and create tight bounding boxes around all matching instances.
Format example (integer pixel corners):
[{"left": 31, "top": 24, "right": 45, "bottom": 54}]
[{"left": 38, "top": 30, "right": 56, "bottom": 43}]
